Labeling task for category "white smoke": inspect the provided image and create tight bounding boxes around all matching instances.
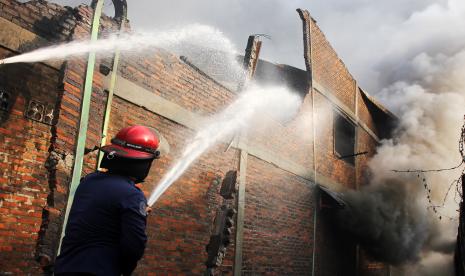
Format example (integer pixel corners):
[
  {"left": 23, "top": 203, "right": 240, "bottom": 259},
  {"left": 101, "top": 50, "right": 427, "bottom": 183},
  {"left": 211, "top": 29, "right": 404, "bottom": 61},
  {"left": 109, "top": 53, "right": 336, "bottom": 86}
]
[
  {"left": 374, "top": 1, "right": 465, "bottom": 216},
  {"left": 355, "top": 1, "right": 465, "bottom": 274}
]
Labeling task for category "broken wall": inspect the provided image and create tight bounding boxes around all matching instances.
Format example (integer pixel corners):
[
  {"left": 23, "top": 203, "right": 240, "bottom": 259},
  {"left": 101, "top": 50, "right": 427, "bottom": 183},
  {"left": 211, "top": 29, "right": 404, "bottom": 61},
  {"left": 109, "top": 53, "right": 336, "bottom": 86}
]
[
  {"left": 0, "top": 1, "right": 390, "bottom": 275},
  {"left": 0, "top": 46, "right": 61, "bottom": 273}
]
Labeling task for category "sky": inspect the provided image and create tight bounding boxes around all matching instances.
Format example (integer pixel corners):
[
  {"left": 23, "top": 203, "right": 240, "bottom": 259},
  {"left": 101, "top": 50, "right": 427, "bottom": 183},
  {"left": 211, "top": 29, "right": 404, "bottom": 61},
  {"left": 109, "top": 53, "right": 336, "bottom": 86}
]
[{"left": 49, "top": 0, "right": 463, "bottom": 96}]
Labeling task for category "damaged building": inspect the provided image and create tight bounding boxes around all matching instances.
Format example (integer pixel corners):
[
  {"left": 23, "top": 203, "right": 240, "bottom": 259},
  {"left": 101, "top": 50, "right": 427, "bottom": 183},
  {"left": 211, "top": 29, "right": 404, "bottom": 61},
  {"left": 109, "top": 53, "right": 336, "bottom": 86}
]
[{"left": 0, "top": 0, "right": 396, "bottom": 275}]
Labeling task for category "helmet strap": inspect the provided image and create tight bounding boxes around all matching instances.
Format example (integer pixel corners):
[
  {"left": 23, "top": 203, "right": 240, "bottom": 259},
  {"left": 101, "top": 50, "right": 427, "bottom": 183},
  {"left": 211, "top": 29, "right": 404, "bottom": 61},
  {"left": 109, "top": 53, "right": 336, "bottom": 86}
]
[{"left": 111, "top": 138, "right": 158, "bottom": 155}]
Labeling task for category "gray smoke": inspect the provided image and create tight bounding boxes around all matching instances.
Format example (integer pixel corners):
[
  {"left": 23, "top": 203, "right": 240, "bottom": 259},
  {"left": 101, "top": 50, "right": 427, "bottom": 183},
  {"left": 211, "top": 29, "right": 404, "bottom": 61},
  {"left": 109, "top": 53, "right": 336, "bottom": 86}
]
[
  {"left": 392, "top": 251, "right": 455, "bottom": 276},
  {"left": 338, "top": 78, "right": 464, "bottom": 272},
  {"left": 337, "top": 179, "right": 429, "bottom": 265},
  {"left": 330, "top": 1, "right": 465, "bottom": 273},
  {"left": 337, "top": 175, "right": 458, "bottom": 266}
]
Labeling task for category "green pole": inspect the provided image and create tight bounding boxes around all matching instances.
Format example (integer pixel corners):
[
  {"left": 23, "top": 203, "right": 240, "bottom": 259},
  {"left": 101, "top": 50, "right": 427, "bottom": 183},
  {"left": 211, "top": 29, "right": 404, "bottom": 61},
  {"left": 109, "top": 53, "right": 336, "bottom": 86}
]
[
  {"left": 96, "top": 52, "right": 120, "bottom": 168},
  {"left": 58, "top": 0, "right": 105, "bottom": 254},
  {"left": 96, "top": 20, "right": 126, "bottom": 170}
]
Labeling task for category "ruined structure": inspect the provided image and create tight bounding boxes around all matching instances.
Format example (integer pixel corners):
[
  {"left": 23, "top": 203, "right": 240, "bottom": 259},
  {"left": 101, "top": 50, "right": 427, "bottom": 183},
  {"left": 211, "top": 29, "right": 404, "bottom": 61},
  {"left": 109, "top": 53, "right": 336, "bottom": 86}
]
[{"left": 0, "top": 0, "right": 395, "bottom": 275}]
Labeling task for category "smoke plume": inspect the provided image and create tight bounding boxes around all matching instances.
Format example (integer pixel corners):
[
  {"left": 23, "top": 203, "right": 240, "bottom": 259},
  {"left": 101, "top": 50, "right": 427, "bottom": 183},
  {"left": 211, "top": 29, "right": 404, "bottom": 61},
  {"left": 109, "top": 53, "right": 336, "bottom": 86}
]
[
  {"left": 336, "top": 0, "right": 465, "bottom": 273},
  {"left": 337, "top": 179, "right": 429, "bottom": 265}
]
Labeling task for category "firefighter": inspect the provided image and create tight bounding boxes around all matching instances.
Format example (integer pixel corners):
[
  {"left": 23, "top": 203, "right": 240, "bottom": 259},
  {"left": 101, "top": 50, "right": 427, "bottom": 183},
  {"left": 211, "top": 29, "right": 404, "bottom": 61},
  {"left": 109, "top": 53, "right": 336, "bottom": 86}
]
[{"left": 54, "top": 125, "right": 160, "bottom": 276}]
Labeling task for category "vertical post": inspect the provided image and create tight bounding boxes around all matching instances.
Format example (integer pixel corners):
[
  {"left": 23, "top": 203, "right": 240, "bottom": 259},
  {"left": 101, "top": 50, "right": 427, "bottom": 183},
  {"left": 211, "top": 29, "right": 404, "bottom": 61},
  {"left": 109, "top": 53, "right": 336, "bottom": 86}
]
[
  {"left": 354, "top": 83, "right": 360, "bottom": 189},
  {"left": 234, "top": 150, "right": 248, "bottom": 276},
  {"left": 96, "top": 51, "right": 121, "bottom": 168},
  {"left": 58, "top": 0, "right": 105, "bottom": 254},
  {"left": 233, "top": 35, "right": 262, "bottom": 276},
  {"left": 297, "top": 8, "right": 317, "bottom": 276},
  {"left": 458, "top": 174, "right": 465, "bottom": 276},
  {"left": 243, "top": 36, "right": 262, "bottom": 80},
  {"left": 96, "top": 12, "right": 127, "bottom": 169},
  {"left": 237, "top": 35, "right": 262, "bottom": 91},
  {"left": 297, "top": 9, "right": 313, "bottom": 90},
  {"left": 354, "top": 83, "right": 361, "bottom": 274}
]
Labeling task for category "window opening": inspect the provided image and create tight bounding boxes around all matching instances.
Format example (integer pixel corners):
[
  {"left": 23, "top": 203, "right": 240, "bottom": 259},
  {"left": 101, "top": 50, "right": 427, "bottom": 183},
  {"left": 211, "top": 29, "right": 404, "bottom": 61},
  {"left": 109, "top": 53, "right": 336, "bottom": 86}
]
[{"left": 334, "top": 111, "right": 356, "bottom": 165}]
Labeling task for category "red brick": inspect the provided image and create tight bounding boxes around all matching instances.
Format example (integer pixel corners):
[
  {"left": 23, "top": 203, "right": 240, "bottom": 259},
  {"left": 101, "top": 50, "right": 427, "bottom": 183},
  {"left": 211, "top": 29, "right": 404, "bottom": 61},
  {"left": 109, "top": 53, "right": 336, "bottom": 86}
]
[{"left": 0, "top": 2, "right": 389, "bottom": 275}]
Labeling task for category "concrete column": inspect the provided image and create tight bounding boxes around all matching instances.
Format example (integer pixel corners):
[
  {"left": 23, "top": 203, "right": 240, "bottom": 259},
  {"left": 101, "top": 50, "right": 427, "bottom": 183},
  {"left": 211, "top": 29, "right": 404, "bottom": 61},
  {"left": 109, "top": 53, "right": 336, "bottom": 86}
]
[
  {"left": 237, "top": 35, "right": 262, "bottom": 91},
  {"left": 297, "top": 8, "right": 318, "bottom": 276},
  {"left": 234, "top": 150, "right": 248, "bottom": 276},
  {"left": 233, "top": 35, "right": 262, "bottom": 276},
  {"left": 243, "top": 35, "right": 262, "bottom": 79},
  {"left": 297, "top": 9, "right": 313, "bottom": 88}
]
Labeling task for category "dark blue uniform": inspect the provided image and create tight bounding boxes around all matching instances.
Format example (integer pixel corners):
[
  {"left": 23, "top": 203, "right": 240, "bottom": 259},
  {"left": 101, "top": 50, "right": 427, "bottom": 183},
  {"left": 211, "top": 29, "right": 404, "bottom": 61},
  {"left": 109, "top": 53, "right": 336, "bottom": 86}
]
[{"left": 55, "top": 172, "right": 148, "bottom": 276}]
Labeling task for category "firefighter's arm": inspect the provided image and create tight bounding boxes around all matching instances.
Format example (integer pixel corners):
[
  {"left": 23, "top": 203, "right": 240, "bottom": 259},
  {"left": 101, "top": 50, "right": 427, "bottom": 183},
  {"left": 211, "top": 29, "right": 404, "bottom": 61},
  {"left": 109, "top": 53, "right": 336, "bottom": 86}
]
[{"left": 119, "top": 192, "right": 148, "bottom": 276}]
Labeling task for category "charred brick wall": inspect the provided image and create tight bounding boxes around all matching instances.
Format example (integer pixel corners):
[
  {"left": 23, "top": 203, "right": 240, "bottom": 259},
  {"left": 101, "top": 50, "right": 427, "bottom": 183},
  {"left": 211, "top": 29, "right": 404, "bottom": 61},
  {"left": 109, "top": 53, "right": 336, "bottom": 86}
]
[
  {"left": 0, "top": 0, "right": 76, "bottom": 43},
  {"left": 0, "top": 1, "right": 80, "bottom": 273},
  {"left": 38, "top": 5, "right": 120, "bottom": 269},
  {"left": 0, "top": 1, "right": 390, "bottom": 275},
  {"left": 0, "top": 46, "right": 61, "bottom": 273},
  {"left": 0, "top": 1, "right": 116, "bottom": 272}
]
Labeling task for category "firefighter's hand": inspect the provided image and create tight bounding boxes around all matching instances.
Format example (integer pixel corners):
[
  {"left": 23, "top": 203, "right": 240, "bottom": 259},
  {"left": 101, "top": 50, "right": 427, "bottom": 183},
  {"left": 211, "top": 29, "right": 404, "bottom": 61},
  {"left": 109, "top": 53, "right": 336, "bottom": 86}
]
[{"left": 146, "top": 206, "right": 152, "bottom": 214}]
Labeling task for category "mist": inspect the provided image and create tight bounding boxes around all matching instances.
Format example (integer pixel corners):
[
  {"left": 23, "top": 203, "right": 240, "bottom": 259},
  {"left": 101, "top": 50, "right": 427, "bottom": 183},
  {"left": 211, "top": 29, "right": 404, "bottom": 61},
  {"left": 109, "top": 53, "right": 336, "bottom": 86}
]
[
  {"left": 336, "top": 1, "right": 465, "bottom": 273},
  {"left": 148, "top": 83, "right": 302, "bottom": 206}
]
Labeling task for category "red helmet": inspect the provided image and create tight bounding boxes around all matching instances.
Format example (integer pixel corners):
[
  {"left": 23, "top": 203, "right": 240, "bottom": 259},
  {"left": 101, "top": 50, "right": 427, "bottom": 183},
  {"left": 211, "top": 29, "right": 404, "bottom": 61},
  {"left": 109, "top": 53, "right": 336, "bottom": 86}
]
[{"left": 101, "top": 125, "right": 160, "bottom": 160}]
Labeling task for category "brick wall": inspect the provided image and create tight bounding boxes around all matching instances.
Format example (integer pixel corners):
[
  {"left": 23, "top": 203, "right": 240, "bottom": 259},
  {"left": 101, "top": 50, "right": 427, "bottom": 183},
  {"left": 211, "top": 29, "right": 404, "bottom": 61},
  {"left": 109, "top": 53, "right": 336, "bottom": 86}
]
[
  {"left": 36, "top": 5, "right": 121, "bottom": 269},
  {"left": 0, "top": 46, "right": 61, "bottom": 273},
  {"left": 357, "top": 88, "right": 380, "bottom": 138},
  {"left": 242, "top": 155, "right": 314, "bottom": 275},
  {"left": 313, "top": 92, "right": 357, "bottom": 189},
  {"left": 118, "top": 51, "right": 235, "bottom": 116},
  {"left": 0, "top": 1, "right": 391, "bottom": 275},
  {"left": 311, "top": 17, "right": 356, "bottom": 113},
  {"left": 356, "top": 128, "right": 378, "bottom": 188},
  {"left": 0, "top": 0, "right": 76, "bottom": 44}
]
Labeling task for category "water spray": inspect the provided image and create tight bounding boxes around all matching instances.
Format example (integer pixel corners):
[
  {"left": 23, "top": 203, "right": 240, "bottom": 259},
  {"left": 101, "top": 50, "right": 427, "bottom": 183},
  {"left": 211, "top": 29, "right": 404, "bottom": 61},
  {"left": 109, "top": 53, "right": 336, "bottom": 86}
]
[
  {"left": 0, "top": 24, "right": 245, "bottom": 90},
  {"left": 0, "top": 24, "right": 239, "bottom": 67},
  {"left": 147, "top": 84, "right": 301, "bottom": 207},
  {"left": 0, "top": 22, "right": 301, "bottom": 210}
]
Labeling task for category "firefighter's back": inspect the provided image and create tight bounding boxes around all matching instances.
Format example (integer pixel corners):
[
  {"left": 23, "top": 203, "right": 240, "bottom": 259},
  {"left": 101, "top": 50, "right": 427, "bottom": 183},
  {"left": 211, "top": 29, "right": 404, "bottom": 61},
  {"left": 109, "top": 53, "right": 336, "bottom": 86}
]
[{"left": 55, "top": 172, "right": 146, "bottom": 276}]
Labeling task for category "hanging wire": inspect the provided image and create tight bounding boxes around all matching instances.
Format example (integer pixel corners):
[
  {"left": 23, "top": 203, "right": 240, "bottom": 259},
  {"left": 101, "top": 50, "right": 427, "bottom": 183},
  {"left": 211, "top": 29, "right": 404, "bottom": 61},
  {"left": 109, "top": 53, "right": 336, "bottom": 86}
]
[
  {"left": 460, "top": 115, "right": 465, "bottom": 158},
  {"left": 392, "top": 161, "right": 464, "bottom": 173},
  {"left": 439, "top": 171, "right": 463, "bottom": 207},
  {"left": 423, "top": 170, "right": 464, "bottom": 221},
  {"left": 393, "top": 115, "right": 465, "bottom": 221}
]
